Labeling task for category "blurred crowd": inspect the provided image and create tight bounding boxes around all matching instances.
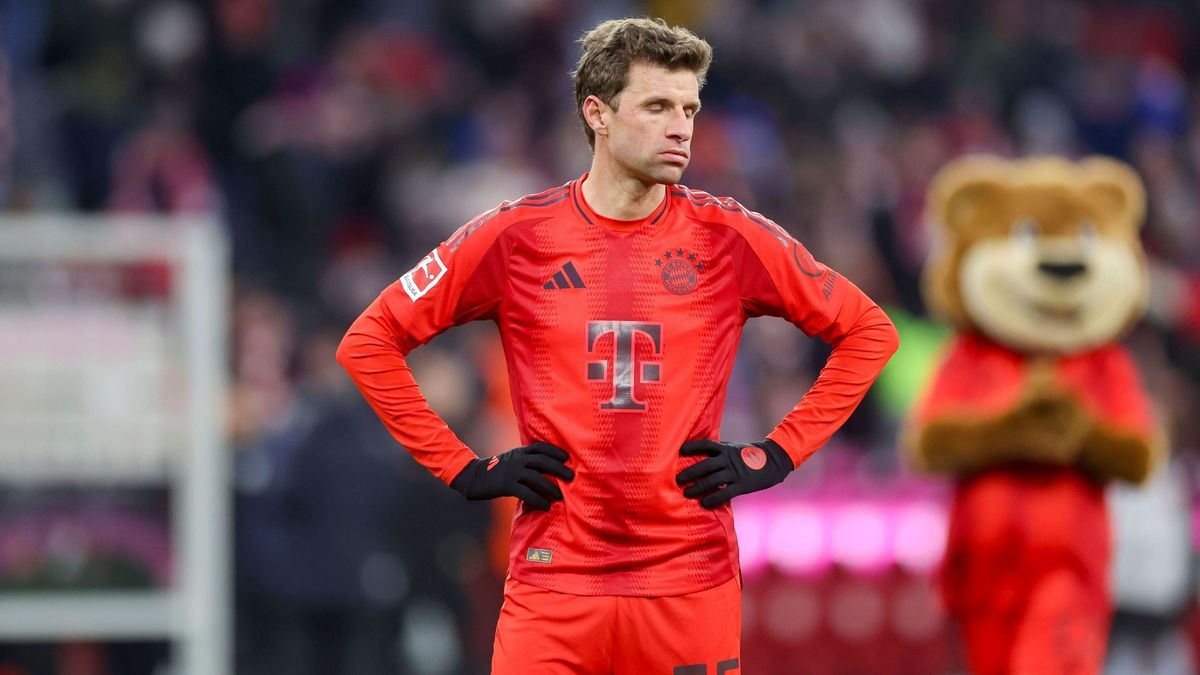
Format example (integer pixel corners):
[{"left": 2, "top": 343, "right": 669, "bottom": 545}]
[{"left": 2, "top": 0, "right": 1200, "bottom": 673}]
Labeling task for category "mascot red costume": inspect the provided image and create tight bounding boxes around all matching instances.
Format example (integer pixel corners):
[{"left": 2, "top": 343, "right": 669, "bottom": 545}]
[{"left": 905, "top": 156, "right": 1161, "bottom": 675}]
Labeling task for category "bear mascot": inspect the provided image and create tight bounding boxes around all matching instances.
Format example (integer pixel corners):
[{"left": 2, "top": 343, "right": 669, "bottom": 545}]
[{"left": 904, "top": 155, "right": 1162, "bottom": 675}]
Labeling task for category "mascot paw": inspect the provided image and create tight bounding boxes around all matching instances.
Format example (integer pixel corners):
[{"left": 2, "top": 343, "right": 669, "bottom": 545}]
[
  {"left": 1079, "top": 427, "right": 1156, "bottom": 484},
  {"left": 999, "top": 388, "right": 1092, "bottom": 464}
]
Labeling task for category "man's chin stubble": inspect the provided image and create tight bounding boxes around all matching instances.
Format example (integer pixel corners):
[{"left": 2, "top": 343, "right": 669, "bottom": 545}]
[{"left": 652, "top": 166, "right": 686, "bottom": 185}]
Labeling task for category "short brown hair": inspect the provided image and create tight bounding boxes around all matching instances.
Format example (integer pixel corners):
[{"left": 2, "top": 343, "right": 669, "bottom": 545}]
[{"left": 572, "top": 17, "right": 713, "bottom": 149}]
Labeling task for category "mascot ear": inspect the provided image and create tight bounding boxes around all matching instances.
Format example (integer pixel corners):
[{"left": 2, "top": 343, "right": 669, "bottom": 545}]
[
  {"left": 921, "top": 155, "right": 1010, "bottom": 328},
  {"left": 1077, "top": 156, "right": 1146, "bottom": 230},
  {"left": 927, "top": 155, "right": 1009, "bottom": 236}
]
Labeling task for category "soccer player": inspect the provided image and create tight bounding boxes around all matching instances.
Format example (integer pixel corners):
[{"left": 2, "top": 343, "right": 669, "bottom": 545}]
[{"left": 337, "top": 17, "right": 899, "bottom": 674}]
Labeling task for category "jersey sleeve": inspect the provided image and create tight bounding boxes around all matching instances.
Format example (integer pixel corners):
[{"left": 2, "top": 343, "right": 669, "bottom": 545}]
[
  {"left": 1085, "top": 346, "right": 1154, "bottom": 440},
  {"left": 731, "top": 214, "right": 900, "bottom": 466},
  {"left": 336, "top": 209, "right": 510, "bottom": 485}
]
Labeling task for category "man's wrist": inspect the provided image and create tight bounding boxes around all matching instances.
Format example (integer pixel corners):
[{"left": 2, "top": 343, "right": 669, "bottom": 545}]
[
  {"left": 757, "top": 438, "right": 795, "bottom": 473},
  {"left": 449, "top": 457, "right": 483, "bottom": 496}
]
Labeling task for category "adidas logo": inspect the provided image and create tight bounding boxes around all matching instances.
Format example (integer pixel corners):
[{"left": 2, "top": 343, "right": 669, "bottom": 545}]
[{"left": 542, "top": 261, "right": 586, "bottom": 290}]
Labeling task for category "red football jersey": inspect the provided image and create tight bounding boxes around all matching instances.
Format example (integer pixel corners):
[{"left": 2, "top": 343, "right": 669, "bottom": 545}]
[
  {"left": 338, "top": 175, "right": 898, "bottom": 596},
  {"left": 912, "top": 334, "right": 1154, "bottom": 615}
]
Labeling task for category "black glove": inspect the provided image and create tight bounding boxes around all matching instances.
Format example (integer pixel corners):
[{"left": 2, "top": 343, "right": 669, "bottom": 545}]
[
  {"left": 675, "top": 439, "right": 793, "bottom": 509},
  {"left": 450, "top": 442, "right": 575, "bottom": 510}
]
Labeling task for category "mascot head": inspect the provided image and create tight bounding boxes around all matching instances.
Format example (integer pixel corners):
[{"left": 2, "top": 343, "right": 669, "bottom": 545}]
[{"left": 923, "top": 155, "right": 1148, "bottom": 353}]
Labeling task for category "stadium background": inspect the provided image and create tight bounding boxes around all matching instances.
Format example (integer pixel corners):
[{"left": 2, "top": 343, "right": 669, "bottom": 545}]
[{"left": 1, "top": 0, "right": 1199, "bottom": 673}]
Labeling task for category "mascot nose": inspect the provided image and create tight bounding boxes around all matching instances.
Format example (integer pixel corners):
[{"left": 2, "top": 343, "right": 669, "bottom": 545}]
[{"left": 1038, "top": 261, "right": 1087, "bottom": 280}]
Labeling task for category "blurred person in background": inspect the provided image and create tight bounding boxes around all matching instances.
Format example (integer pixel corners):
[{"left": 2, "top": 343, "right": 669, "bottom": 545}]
[
  {"left": 232, "top": 289, "right": 490, "bottom": 675},
  {"left": 337, "top": 16, "right": 897, "bottom": 673}
]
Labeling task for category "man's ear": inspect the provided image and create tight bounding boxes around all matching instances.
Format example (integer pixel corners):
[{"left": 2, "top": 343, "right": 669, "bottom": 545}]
[
  {"left": 1077, "top": 156, "right": 1146, "bottom": 231},
  {"left": 582, "top": 95, "right": 610, "bottom": 140},
  {"left": 927, "top": 155, "right": 1010, "bottom": 236}
]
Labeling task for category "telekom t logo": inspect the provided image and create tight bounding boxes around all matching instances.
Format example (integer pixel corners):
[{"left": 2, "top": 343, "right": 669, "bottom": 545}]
[{"left": 586, "top": 321, "right": 663, "bottom": 411}]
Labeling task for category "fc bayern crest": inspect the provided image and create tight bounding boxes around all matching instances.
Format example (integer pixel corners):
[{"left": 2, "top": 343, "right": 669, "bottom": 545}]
[{"left": 655, "top": 247, "right": 705, "bottom": 295}]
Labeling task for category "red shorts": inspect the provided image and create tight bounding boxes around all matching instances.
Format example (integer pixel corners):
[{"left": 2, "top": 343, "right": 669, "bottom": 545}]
[
  {"left": 492, "top": 575, "right": 741, "bottom": 674},
  {"left": 959, "top": 570, "right": 1109, "bottom": 675}
]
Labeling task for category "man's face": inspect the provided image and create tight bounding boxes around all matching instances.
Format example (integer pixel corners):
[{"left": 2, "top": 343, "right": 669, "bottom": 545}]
[{"left": 601, "top": 62, "right": 700, "bottom": 185}]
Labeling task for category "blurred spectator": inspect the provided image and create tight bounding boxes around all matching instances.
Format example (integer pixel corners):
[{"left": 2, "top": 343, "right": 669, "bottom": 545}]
[{"left": 232, "top": 297, "right": 491, "bottom": 674}]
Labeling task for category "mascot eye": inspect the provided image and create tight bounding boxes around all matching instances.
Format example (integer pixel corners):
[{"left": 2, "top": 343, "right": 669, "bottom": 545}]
[{"left": 1012, "top": 219, "right": 1039, "bottom": 247}]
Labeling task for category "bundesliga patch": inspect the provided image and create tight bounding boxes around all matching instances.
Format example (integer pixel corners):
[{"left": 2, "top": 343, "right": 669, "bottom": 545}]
[
  {"left": 654, "top": 247, "right": 705, "bottom": 295},
  {"left": 525, "top": 548, "right": 553, "bottom": 564},
  {"left": 400, "top": 249, "right": 448, "bottom": 301}
]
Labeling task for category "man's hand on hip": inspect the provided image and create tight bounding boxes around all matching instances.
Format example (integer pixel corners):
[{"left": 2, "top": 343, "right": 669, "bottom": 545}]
[
  {"left": 676, "top": 439, "right": 793, "bottom": 509},
  {"left": 451, "top": 442, "right": 575, "bottom": 510}
]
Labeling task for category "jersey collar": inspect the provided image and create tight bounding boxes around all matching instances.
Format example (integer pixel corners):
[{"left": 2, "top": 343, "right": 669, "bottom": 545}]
[{"left": 570, "top": 173, "right": 672, "bottom": 234}]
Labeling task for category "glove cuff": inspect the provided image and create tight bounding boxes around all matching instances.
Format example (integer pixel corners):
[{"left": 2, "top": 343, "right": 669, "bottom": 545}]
[
  {"left": 449, "top": 458, "right": 484, "bottom": 496},
  {"left": 756, "top": 439, "right": 795, "bottom": 474}
]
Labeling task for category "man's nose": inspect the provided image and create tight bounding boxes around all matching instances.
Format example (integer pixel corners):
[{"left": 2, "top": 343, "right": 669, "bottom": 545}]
[{"left": 667, "top": 108, "right": 691, "bottom": 141}]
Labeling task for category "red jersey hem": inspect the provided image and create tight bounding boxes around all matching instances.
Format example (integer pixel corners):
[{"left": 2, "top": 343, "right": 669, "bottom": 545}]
[{"left": 507, "top": 566, "right": 739, "bottom": 598}]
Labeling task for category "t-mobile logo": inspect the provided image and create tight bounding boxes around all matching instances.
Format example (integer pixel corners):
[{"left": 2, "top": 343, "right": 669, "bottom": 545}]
[{"left": 586, "top": 321, "right": 663, "bottom": 411}]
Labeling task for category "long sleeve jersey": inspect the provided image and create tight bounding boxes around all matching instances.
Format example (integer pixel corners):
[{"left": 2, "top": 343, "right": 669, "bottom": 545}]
[
  {"left": 337, "top": 175, "right": 899, "bottom": 596},
  {"left": 911, "top": 334, "right": 1154, "bottom": 615}
]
